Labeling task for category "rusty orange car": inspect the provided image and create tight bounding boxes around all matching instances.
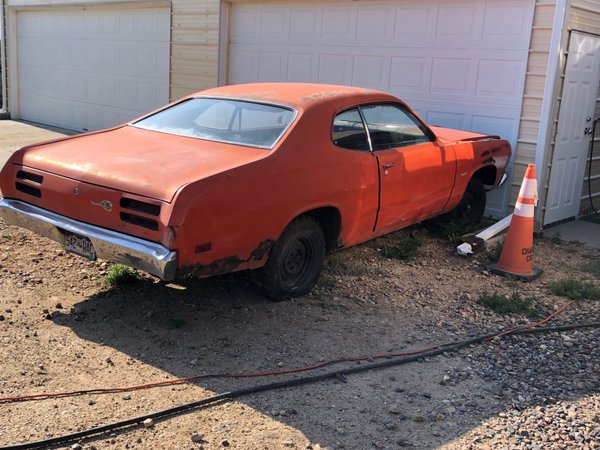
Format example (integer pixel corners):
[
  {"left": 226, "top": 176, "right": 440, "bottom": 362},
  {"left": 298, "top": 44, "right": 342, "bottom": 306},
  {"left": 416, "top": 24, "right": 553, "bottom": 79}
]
[{"left": 0, "top": 83, "right": 511, "bottom": 300}]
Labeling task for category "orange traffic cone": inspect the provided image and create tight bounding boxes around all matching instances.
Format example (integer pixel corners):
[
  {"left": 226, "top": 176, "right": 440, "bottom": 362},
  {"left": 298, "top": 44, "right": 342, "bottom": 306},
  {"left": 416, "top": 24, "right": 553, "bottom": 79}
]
[{"left": 489, "top": 164, "right": 542, "bottom": 281}]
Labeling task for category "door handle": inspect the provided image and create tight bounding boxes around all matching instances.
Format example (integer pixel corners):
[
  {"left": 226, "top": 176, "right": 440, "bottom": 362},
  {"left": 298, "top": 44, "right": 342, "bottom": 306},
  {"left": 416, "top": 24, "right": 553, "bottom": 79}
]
[
  {"left": 584, "top": 127, "right": 592, "bottom": 135},
  {"left": 382, "top": 162, "right": 397, "bottom": 170}
]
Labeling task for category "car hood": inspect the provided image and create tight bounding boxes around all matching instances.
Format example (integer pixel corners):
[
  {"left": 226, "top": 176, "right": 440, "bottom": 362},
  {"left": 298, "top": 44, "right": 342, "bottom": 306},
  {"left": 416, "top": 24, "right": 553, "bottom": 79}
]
[
  {"left": 430, "top": 126, "right": 499, "bottom": 144},
  {"left": 14, "top": 126, "right": 270, "bottom": 202}
]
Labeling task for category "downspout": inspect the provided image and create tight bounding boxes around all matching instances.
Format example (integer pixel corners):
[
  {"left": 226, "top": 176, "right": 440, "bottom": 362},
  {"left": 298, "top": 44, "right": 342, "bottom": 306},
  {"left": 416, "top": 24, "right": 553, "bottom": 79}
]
[
  {"left": 534, "top": 0, "right": 569, "bottom": 228},
  {"left": 0, "top": 0, "right": 7, "bottom": 116}
]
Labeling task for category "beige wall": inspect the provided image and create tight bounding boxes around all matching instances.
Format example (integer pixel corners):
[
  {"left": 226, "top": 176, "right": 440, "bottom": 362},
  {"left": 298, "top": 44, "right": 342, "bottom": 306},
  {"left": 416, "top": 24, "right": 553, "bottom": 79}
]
[
  {"left": 509, "top": 0, "right": 556, "bottom": 213},
  {"left": 570, "top": 0, "right": 600, "bottom": 214},
  {"left": 170, "top": 0, "right": 220, "bottom": 100}
]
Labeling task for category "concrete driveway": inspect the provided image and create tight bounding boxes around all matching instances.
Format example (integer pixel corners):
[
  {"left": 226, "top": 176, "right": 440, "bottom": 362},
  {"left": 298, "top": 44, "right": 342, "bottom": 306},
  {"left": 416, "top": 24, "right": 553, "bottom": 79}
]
[{"left": 0, "top": 120, "right": 72, "bottom": 167}]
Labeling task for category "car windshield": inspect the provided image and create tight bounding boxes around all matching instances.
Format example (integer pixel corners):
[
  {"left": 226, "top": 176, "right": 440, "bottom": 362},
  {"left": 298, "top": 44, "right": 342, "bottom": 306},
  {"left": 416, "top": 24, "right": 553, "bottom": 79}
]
[{"left": 132, "top": 98, "right": 296, "bottom": 149}]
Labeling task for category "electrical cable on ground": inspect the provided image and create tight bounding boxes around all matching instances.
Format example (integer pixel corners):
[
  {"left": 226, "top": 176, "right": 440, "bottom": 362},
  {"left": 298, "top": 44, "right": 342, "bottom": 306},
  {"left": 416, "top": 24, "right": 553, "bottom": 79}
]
[
  {"left": 2, "top": 316, "right": 599, "bottom": 449},
  {"left": 0, "top": 301, "right": 573, "bottom": 404}
]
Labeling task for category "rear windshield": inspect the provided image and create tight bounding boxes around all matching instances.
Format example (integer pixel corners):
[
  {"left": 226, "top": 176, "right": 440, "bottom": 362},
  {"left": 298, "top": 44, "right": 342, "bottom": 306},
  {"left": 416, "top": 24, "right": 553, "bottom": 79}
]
[{"left": 132, "top": 98, "right": 296, "bottom": 149}]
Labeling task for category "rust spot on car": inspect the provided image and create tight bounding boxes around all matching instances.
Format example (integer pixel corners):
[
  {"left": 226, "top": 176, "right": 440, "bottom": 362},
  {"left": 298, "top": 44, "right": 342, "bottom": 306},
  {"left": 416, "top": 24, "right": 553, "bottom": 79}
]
[
  {"left": 178, "top": 239, "right": 275, "bottom": 279},
  {"left": 249, "top": 239, "right": 274, "bottom": 260}
]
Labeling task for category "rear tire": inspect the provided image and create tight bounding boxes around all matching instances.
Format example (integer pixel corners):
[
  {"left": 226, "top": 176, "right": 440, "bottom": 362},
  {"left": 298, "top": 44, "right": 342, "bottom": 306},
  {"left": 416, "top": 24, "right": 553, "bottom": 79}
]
[
  {"left": 451, "top": 177, "right": 486, "bottom": 225},
  {"left": 261, "top": 216, "right": 326, "bottom": 301}
]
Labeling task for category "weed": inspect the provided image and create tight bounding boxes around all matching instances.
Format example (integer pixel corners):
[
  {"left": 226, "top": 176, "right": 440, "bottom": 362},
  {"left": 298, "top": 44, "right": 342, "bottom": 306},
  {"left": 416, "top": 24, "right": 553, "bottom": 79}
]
[
  {"left": 381, "top": 234, "right": 423, "bottom": 261},
  {"left": 485, "top": 240, "right": 504, "bottom": 262},
  {"left": 425, "top": 217, "right": 494, "bottom": 244},
  {"left": 549, "top": 233, "right": 563, "bottom": 245},
  {"left": 581, "top": 257, "right": 600, "bottom": 279},
  {"left": 549, "top": 277, "right": 600, "bottom": 300},
  {"left": 168, "top": 317, "right": 186, "bottom": 329},
  {"left": 478, "top": 291, "right": 541, "bottom": 318},
  {"left": 316, "top": 273, "right": 338, "bottom": 289},
  {"left": 327, "top": 256, "right": 375, "bottom": 276},
  {"left": 581, "top": 212, "right": 600, "bottom": 224},
  {"left": 104, "top": 264, "right": 138, "bottom": 287}
]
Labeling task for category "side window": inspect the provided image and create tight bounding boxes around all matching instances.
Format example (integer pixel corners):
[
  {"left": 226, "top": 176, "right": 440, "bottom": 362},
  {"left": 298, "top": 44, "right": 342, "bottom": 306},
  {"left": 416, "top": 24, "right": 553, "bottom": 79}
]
[
  {"left": 332, "top": 109, "right": 370, "bottom": 151},
  {"left": 361, "top": 104, "right": 432, "bottom": 151}
]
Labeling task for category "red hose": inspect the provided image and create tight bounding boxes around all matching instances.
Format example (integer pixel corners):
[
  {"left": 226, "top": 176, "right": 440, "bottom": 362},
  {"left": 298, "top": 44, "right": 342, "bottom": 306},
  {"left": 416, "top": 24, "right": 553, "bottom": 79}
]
[{"left": 0, "top": 301, "right": 574, "bottom": 404}]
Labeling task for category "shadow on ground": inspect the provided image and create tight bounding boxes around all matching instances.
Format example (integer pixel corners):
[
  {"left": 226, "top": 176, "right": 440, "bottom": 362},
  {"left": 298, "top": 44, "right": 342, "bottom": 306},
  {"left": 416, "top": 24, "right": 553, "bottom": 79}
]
[{"left": 47, "top": 260, "right": 599, "bottom": 449}]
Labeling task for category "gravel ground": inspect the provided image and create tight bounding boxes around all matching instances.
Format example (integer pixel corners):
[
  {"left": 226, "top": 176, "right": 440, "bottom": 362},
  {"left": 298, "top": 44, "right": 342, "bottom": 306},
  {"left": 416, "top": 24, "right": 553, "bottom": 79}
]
[{"left": 0, "top": 217, "right": 599, "bottom": 449}]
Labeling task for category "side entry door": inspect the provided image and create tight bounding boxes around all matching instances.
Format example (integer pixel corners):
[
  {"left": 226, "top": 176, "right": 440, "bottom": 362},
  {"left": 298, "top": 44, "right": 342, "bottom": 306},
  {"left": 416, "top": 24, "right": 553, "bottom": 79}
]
[{"left": 362, "top": 104, "right": 456, "bottom": 233}]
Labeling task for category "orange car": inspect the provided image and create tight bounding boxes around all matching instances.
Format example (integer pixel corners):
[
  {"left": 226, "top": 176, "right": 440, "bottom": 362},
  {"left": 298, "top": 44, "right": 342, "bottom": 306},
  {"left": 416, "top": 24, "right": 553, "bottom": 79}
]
[{"left": 0, "top": 83, "right": 510, "bottom": 299}]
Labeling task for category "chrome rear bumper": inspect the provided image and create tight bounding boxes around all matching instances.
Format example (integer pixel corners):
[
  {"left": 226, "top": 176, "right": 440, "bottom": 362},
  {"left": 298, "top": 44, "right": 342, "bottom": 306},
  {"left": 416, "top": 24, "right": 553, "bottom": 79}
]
[{"left": 0, "top": 198, "right": 177, "bottom": 280}]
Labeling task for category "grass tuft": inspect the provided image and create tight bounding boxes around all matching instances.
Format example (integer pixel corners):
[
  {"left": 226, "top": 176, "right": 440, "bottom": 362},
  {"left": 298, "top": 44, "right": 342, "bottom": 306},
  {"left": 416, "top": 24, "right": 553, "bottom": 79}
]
[
  {"left": 549, "top": 277, "right": 600, "bottom": 300},
  {"left": 478, "top": 291, "right": 541, "bottom": 318},
  {"left": 485, "top": 240, "right": 504, "bottom": 263},
  {"left": 549, "top": 233, "right": 563, "bottom": 245},
  {"left": 581, "top": 212, "right": 600, "bottom": 224},
  {"left": 168, "top": 317, "right": 186, "bottom": 329},
  {"left": 580, "top": 255, "right": 600, "bottom": 279},
  {"left": 381, "top": 235, "right": 423, "bottom": 261},
  {"left": 426, "top": 217, "right": 496, "bottom": 244},
  {"left": 104, "top": 264, "right": 138, "bottom": 287}
]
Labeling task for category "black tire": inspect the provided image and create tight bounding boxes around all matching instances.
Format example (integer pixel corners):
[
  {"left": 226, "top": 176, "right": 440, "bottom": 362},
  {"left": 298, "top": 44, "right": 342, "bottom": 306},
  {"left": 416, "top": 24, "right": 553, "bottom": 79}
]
[
  {"left": 261, "top": 216, "right": 326, "bottom": 301},
  {"left": 451, "top": 177, "right": 486, "bottom": 225}
]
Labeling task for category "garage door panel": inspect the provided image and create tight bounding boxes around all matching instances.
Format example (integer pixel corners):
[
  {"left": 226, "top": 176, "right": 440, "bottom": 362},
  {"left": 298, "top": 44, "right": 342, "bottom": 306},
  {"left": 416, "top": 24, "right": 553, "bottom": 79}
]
[
  {"left": 352, "top": 55, "right": 389, "bottom": 91},
  {"left": 17, "top": 7, "right": 170, "bottom": 131},
  {"left": 356, "top": 6, "right": 395, "bottom": 42},
  {"left": 389, "top": 57, "right": 429, "bottom": 92},
  {"left": 430, "top": 57, "right": 473, "bottom": 95},
  {"left": 436, "top": 3, "right": 483, "bottom": 39},
  {"left": 322, "top": 6, "right": 356, "bottom": 42},
  {"left": 394, "top": 6, "right": 435, "bottom": 39},
  {"left": 229, "top": 48, "right": 259, "bottom": 85},
  {"left": 318, "top": 54, "right": 352, "bottom": 85},
  {"left": 483, "top": 1, "right": 535, "bottom": 46},
  {"left": 288, "top": 53, "right": 316, "bottom": 82}
]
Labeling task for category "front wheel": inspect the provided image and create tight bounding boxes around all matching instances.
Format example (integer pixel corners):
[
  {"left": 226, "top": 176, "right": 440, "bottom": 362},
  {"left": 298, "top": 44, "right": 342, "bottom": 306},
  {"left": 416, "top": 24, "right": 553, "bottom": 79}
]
[
  {"left": 452, "top": 177, "right": 486, "bottom": 225},
  {"left": 261, "top": 216, "right": 326, "bottom": 301}
]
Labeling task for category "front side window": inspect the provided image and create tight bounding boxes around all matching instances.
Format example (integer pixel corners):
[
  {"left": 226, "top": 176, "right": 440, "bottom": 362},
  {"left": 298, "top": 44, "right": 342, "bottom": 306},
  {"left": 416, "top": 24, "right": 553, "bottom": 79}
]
[
  {"left": 332, "top": 108, "right": 370, "bottom": 151},
  {"left": 132, "top": 98, "right": 295, "bottom": 149},
  {"left": 361, "top": 104, "right": 431, "bottom": 151}
]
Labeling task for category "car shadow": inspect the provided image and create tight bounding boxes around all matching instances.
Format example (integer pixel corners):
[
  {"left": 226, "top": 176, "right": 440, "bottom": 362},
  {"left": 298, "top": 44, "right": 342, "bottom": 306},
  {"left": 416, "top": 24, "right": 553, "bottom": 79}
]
[{"left": 49, "top": 267, "right": 598, "bottom": 449}]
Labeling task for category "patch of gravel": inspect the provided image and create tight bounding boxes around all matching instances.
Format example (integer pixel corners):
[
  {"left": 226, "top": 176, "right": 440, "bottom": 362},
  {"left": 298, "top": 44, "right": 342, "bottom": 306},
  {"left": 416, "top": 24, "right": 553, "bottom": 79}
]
[{"left": 0, "top": 218, "right": 599, "bottom": 449}]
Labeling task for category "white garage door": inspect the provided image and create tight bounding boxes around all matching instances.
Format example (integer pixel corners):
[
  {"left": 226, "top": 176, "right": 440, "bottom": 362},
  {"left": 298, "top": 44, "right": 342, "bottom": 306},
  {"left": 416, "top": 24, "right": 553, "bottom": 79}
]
[
  {"left": 228, "top": 0, "right": 534, "bottom": 216},
  {"left": 17, "top": 7, "right": 170, "bottom": 132}
]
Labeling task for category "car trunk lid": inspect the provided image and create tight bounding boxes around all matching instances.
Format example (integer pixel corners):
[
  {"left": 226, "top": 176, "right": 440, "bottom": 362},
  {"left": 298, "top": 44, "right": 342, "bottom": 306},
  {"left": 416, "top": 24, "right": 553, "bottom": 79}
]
[{"left": 13, "top": 126, "right": 270, "bottom": 202}]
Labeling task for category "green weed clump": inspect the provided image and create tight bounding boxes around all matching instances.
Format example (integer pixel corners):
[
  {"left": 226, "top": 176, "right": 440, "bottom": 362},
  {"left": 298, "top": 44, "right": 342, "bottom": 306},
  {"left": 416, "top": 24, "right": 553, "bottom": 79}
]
[
  {"left": 104, "top": 264, "right": 138, "bottom": 287},
  {"left": 478, "top": 291, "right": 540, "bottom": 318},
  {"left": 382, "top": 235, "right": 423, "bottom": 261},
  {"left": 485, "top": 240, "right": 504, "bottom": 263},
  {"left": 580, "top": 255, "right": 600, "bottom": 279},
  {"left": 549, "top": 277, "right": 600, "bottom": 300}
]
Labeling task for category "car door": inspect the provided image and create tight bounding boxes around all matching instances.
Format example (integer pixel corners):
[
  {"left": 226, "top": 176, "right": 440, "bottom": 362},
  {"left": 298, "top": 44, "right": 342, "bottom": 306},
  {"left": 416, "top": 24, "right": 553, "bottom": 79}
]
[{"left": 360, "top": 104, "right": 456, "bottom": 233}]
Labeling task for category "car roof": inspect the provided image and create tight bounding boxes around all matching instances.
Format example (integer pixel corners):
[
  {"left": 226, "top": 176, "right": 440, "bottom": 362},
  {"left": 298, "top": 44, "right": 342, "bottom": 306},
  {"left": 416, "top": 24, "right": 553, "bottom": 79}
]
[{"left": 194, "top": 83, "right": 397, "bottom": 109}]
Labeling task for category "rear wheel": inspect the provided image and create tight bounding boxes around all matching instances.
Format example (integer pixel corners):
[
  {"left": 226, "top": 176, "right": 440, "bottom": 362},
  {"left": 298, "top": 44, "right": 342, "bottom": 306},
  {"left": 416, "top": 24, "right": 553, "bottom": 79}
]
[
  {"left": 261, "top": 216, "right": 326, "bottom": 301},
  {"left": 452, "top": 177, "right": 486, "bottom": 225}
]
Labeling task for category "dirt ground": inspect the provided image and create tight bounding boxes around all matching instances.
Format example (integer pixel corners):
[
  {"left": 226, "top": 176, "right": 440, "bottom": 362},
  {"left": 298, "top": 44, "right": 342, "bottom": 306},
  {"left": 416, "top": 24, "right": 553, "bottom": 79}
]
[{"left": 0, "top": 217, "right": 599, "bottom": 450}]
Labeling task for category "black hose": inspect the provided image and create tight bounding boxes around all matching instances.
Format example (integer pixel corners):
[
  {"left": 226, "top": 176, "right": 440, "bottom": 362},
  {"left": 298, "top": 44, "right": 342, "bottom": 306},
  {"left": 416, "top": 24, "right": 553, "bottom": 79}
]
[
  {"left": 588, "top": 116, "right": 600, "bottom": 214},
  {"left": 2, "top": 321, "right": 599, "bottom": 450}
]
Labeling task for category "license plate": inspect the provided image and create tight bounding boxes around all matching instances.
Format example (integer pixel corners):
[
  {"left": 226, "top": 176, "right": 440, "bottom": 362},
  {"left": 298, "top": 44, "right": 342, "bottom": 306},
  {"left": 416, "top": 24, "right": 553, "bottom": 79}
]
[{"left": 64, "top": 231, "right": 96, "bottom": 260}]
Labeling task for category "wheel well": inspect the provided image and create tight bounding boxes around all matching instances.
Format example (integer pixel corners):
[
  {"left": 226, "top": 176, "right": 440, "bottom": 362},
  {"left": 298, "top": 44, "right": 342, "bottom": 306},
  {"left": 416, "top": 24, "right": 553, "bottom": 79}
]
[
  {"left": 473, "top": 165, "right": 497, "bottom": 186},
  {"left": 302, "top": 207, "right": 341, "bottom": 251}
]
